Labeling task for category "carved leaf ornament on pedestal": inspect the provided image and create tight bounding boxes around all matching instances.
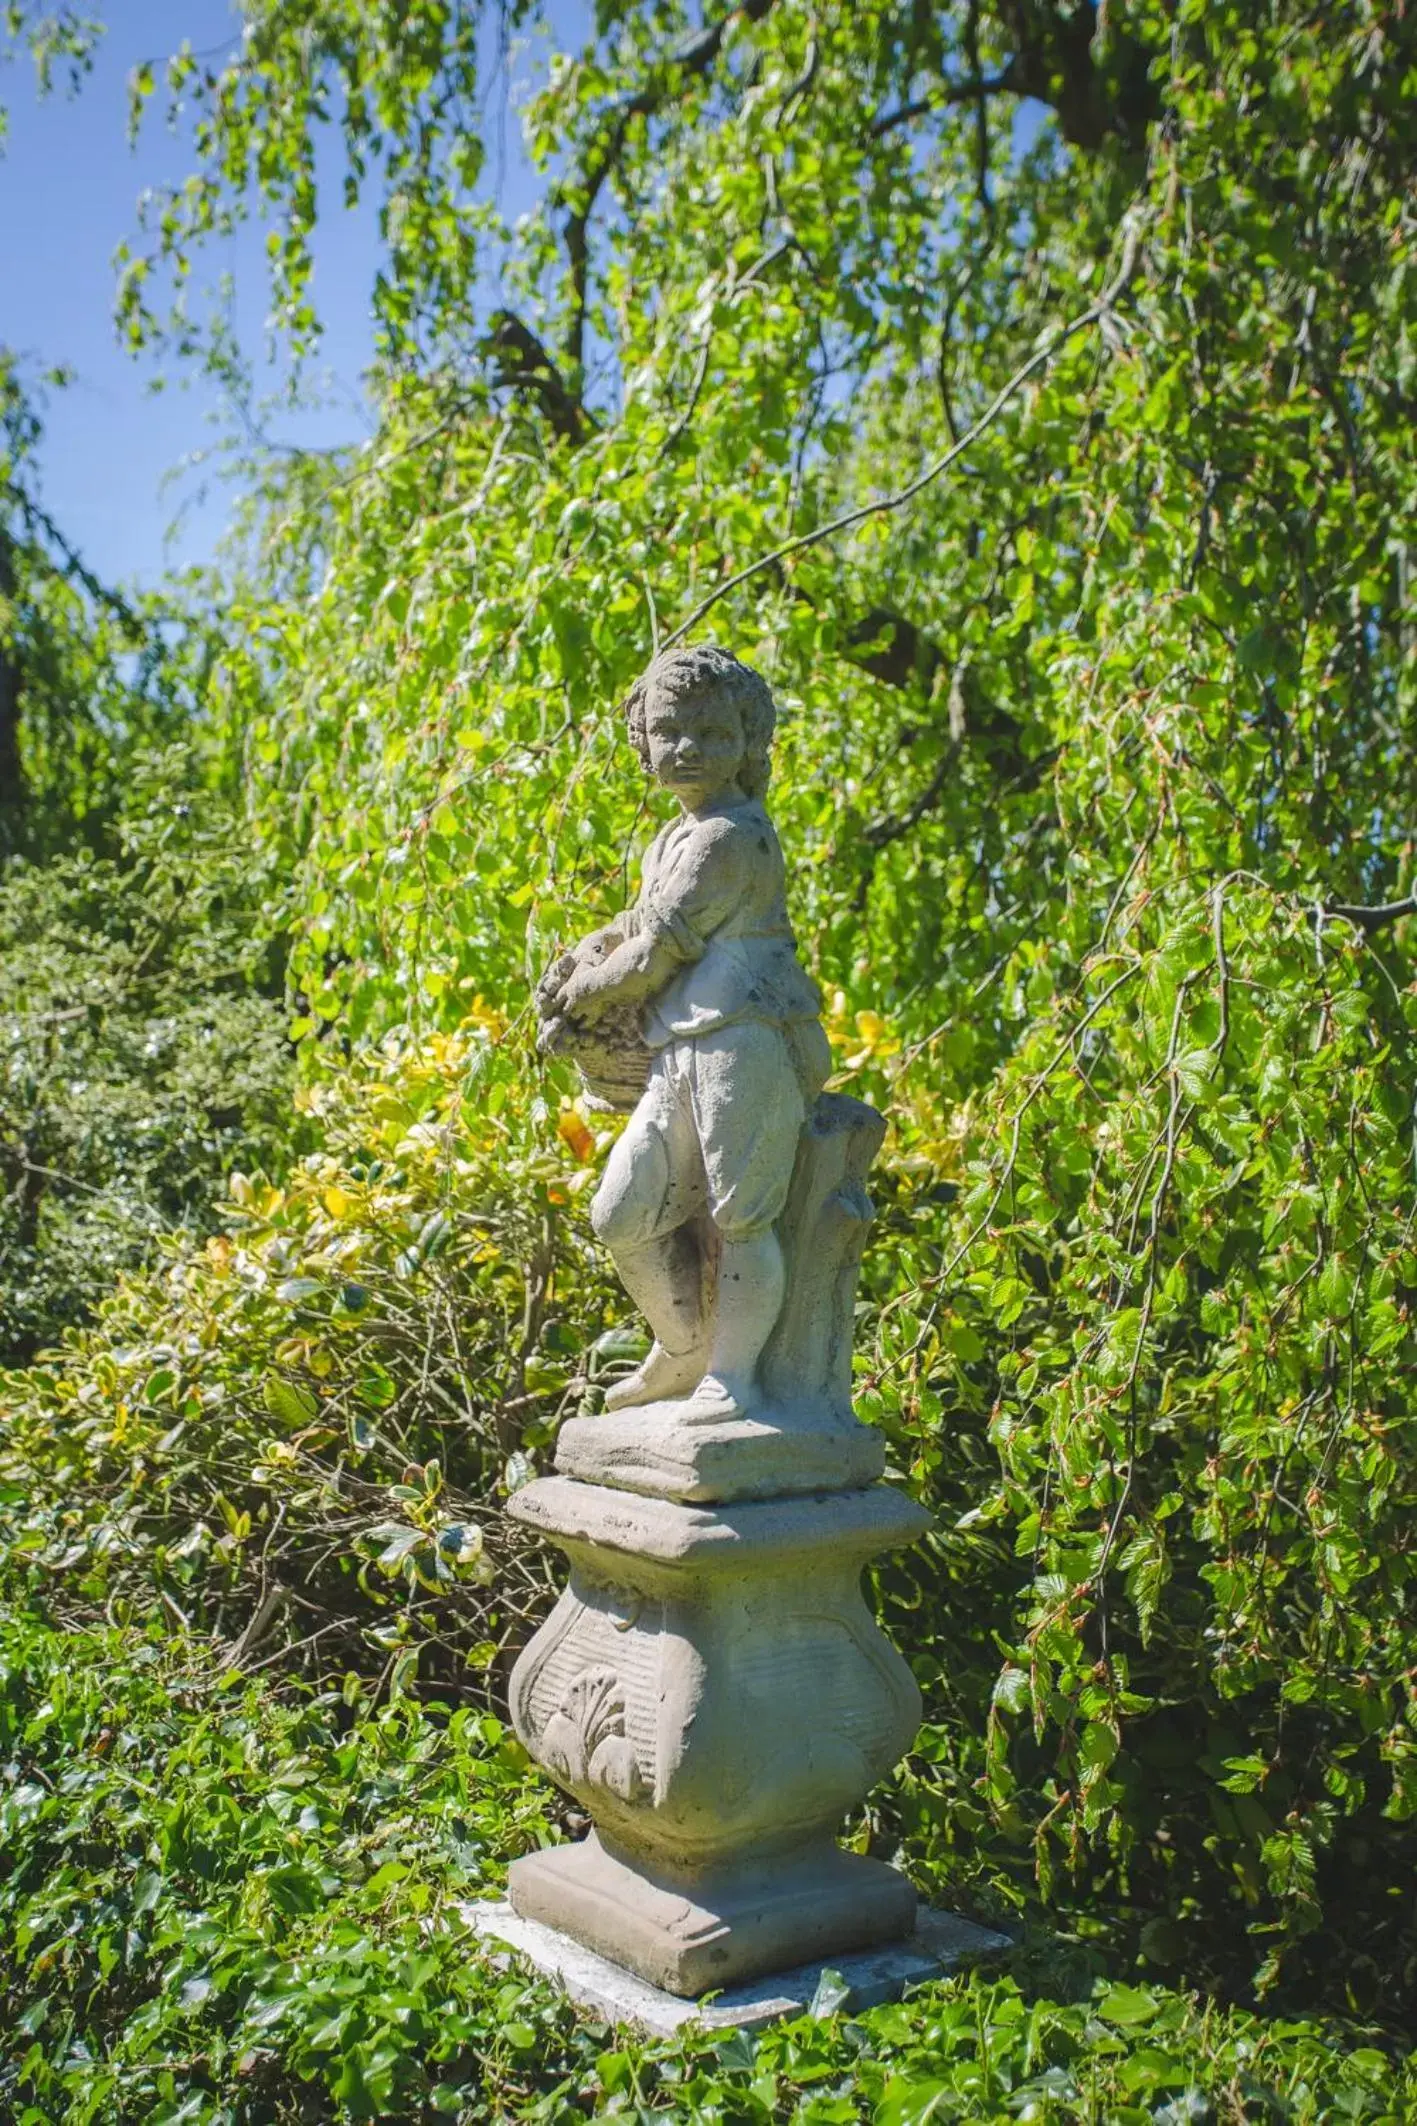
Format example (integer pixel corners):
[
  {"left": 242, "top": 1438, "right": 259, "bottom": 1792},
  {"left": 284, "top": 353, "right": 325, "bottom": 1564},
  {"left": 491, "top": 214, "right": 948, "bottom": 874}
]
[{"left": 539, "top": 1664, "right": 646, "bottom": 1803}]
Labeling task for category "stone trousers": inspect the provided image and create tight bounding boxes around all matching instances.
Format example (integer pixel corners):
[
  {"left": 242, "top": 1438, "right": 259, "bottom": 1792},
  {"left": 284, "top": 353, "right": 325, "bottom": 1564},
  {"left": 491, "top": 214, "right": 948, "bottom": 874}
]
[{"left": 590, "top": 1023, "right": 806, "bottom": 1247}]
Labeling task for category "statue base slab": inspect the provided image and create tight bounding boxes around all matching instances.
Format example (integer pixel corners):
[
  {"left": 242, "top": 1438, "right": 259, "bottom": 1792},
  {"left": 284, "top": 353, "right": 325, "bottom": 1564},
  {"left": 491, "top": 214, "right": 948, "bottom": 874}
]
[
  {"left": 467, "top": 1896, "right": 1011, "bottom": 2035},
  {"left": 555, "top": 1400, "right": 884, "bottom": 1503},
  {"left": 508, "top": 1830, "right": 915, "bottom": 1995}
]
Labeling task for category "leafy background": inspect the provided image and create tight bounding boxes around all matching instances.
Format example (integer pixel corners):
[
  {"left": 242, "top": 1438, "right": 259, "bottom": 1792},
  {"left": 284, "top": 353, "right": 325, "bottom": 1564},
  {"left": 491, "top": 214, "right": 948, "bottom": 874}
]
[{"left": 2, "top": 0, "right": 1416, "bottom": 2118}]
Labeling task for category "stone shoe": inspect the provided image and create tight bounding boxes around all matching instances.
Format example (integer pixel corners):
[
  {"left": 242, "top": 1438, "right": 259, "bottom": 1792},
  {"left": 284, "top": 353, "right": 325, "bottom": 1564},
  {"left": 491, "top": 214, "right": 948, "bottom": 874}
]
[{"left": 603, "top": 1341, "right": 705, "bottom": 1412}]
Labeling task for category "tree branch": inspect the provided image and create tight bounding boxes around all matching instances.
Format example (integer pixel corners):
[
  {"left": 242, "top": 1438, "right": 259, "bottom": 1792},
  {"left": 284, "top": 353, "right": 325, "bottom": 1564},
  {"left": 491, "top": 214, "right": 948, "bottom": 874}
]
[
  {"left": 964, "top": 0, "right": 993, "bottom": 219},
  {"left": 871, "top": 1, "right": 1159, "bottom": 154},
  {"left": 1322, "top": 896, "right": 1417, "bottom": 932},
  {"left": 870, "top": 61, "right": 1018, "bottom": 140},
  {"left": 1, "top": 480, "right": 143, "bottom": 635},
  {"left": 838, "top": 604, "right": 943, "bottom": 691},
  {"left": 663, "top": 210, "right": 1145, "bottom": 649},
  {"left": 0, "top": 529, "right": 24, "bottom": 840},
  {"left": 778, "top": 589, "right": 1033, "bottom": 781},
  {"left": 992, "top": 0, "right": 1160, "bottom": 154},
  {"left": 560, "top": 0, "right": 777, "bottom": 383},
  {"left": 862, "top": 743, "right": 958, "bottom": 850},
  {"left": 480, "top": 311, "right": 593, "bottom": 445}
]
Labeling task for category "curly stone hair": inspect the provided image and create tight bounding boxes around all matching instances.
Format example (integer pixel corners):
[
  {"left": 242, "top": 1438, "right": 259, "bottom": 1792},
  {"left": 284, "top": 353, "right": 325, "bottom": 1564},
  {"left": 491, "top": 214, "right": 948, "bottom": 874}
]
[{"left": 622, "top": 644, "right": 776, "bottom": 800}]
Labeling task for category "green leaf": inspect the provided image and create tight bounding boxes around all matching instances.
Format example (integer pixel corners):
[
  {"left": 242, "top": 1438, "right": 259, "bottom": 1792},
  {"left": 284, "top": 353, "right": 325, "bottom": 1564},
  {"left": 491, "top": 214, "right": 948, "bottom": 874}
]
[
  {"left": 264, "top": 1377, "right": 317, "bottom": 1425},
  {"left": 1095, "top": 1984, "right": 1162, "bottom": 2027}
]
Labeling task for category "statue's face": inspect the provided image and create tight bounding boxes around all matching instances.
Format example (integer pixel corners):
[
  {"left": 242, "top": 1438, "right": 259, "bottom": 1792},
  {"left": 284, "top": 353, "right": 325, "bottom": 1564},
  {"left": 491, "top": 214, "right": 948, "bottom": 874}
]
[{"left": 644, "top": 687, "right": 745, "bottom": 808}]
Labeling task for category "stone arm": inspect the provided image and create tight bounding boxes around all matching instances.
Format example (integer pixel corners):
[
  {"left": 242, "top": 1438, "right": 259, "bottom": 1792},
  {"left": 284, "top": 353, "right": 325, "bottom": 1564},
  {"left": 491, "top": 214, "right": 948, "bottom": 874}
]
[
  {"left": 535, "top": 916, "right": 682, "bottom": 1048},
  {"left": 543, "top": 815, "right": 748, "bottom": 1030},
  {"left": 555, "top": 926, "right": 685, "bottom": 1026}
]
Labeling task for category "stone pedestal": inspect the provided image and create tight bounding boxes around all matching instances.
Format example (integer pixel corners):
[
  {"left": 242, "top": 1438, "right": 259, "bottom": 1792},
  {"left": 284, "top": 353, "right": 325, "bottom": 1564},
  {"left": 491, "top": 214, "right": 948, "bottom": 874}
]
[
  {"left": 505, "top": 1092, "right": 931, "bottom": 1999},
  {"left": 506, "top": 1476, "right": 927, "bottom": 1993}
]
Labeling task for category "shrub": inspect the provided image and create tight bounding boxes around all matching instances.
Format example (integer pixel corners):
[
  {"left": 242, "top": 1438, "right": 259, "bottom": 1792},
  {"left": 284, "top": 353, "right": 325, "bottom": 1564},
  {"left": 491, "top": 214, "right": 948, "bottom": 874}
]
[
  {"left": 3, "top": 1607, "right": 1413, "bottom": 2125},
  {"left": 0, "top": 1017, "right": 630, "bottom": 1698},
  {"left": 871, "top": 875, "right": 1417, "bottom": 2026},
  {"left": 0, "top": 780, "right": 295, "bottom": 1361}
]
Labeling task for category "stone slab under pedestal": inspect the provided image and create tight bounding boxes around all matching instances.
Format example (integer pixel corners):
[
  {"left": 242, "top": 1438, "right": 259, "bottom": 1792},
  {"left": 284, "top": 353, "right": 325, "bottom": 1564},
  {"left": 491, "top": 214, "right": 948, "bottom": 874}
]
[{"left": 464, "top": 1896, "right": 1012, "bottom": 2037}]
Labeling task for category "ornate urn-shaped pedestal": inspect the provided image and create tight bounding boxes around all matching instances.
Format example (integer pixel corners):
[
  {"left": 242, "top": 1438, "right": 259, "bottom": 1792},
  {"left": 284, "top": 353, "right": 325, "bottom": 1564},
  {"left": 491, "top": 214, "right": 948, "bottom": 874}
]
[{"left": 508, "top": 646, "right": 928, "bottom": 1997}]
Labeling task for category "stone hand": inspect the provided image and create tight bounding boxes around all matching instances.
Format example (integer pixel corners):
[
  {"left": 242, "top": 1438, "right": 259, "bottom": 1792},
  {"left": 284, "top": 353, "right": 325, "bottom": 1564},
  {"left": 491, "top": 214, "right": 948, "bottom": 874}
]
[
  {"left": 536, "top": 1008, "right": 578, "bottom": 1057},
  {"left": 535, "top": 946, "right": 619, "bottom": 1053},
  {"left": 535, "top": 949, "right": 580, "bottom": 1025},
  {"left": 557, "top": 968, "right": 612, "bottom": 1026}
]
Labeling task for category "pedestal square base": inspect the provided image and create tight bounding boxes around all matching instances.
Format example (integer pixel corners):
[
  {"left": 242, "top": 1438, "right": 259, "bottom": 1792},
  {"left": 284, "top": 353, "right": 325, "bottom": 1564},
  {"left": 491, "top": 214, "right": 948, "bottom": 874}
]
[
  {"left": 507, "top": 1833, "right": 918, "bottom": 1996},
  {"left": 465, "top": 1897, "right": 1011, "bottom": 2036}
]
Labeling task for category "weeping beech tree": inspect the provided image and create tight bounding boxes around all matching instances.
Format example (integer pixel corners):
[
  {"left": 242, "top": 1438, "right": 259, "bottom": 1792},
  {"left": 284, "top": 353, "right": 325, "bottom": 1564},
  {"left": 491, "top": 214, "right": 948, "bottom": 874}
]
[{"left": 7, "top": 0, "right": 1417, "bottom": 2023}]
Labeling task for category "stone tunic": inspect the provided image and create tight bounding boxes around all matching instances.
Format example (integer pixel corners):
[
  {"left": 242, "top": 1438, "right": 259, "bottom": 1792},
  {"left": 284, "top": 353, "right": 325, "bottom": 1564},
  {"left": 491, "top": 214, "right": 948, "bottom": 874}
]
[
  {"left": 591, "top": 796, "right": 831, "bottom": 1243},
  {"left": 625, "top": 797, "right": 824, "bottom": 1050}
]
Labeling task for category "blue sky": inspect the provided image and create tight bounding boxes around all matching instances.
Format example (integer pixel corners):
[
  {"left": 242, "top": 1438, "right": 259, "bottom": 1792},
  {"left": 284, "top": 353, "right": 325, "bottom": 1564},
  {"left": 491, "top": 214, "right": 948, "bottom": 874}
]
[{"left": 1, "top": 3, "right": 550, "bottom": 593}]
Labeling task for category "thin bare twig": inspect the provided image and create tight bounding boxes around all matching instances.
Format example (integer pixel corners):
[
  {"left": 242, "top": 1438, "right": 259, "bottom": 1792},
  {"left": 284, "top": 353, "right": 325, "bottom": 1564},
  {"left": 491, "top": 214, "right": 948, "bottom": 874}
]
[{"left": 661, "top": 213, "right": 1146, "bottom": 650}]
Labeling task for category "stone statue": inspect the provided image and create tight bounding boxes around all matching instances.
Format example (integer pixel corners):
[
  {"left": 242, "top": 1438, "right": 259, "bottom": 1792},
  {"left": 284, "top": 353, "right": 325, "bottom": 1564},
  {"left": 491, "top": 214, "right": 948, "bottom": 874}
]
[
  {"left": 537, "top": 644, "right": 829, "bottom": 1413},
  {"left": 506, "top": 646, "right": 930, "bottom": 1997},
  {"left": 536, "top": 645, "right": 885, "bottom": 1503}
]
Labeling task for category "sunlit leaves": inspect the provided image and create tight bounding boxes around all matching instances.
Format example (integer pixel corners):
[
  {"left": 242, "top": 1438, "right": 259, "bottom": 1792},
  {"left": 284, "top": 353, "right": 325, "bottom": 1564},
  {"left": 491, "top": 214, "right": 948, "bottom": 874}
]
[
  {"left": 0, "top": 2, "right": 99, "bottom": 114},
  {"left": 120, "top": 1, "right": 493, "bottom": 366},
  {"left": 8, "top": 0, "right": 1417, "bottom": 2036}
]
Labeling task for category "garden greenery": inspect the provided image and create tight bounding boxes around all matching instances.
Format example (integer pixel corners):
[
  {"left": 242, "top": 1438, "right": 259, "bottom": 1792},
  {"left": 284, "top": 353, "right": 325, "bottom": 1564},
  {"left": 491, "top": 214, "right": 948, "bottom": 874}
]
[
  {"left": 2, "top": 0, "right": 1417, "bottom": 2114},
  {"left": 0, "top": 783, "right": 295, "bottom": 1359},
  {"left": 4, "top": 1610, "right": 1415, "bottom": 2122}
]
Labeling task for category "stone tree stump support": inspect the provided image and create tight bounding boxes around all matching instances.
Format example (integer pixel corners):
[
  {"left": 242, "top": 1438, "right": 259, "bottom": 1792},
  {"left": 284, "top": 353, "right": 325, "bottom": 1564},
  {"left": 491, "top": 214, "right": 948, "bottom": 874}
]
[{"left": 504, "top": 1094, "right": 933, "bottom": 1996}]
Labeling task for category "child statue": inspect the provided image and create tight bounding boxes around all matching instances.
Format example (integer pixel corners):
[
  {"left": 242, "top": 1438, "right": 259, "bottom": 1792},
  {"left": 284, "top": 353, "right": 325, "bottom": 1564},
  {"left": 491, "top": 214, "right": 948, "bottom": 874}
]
[{"left": 537, "top": 645, "right": 831, "bottom": 1418}]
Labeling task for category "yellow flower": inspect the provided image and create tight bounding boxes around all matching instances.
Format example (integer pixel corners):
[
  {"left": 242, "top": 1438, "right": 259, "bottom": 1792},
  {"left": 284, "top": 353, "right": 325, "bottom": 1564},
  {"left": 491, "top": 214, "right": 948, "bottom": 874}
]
[{"left": 557, "top": 1101, "right": 596, "bottom": 1164}]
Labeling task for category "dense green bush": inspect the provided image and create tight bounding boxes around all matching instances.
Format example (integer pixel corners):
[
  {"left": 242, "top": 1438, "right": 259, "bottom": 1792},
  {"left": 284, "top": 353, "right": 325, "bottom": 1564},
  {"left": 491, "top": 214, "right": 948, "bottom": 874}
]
[
  {"left": 2, "top": 348, "right": 290, "bottom": 1359},
  {"left": 0, "top": 1023, "right": 606, "bottom": 1692},
  {"left": 0, "top": 777, "right": 295, "bottom": 1360},
  {"left": 3, "top": 1606, "right": 1413, "bottom": 2125}
]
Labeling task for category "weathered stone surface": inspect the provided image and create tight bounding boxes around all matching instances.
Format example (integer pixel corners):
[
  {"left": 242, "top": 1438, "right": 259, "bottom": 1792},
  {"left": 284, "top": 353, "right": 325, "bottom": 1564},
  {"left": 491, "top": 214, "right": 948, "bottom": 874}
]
[
  {"left": 554, "top": 1092, "right": 888, "bottom": 1504},
  {"left": 506, "top": 1472, "right": 928, "bottom": 1572},
  {"left": 465, "top": 1898, "right": 1013, "bottom": 2036},
  {"left": 508, "top": 648, "right": 930, "bottom": 1998},
  {"left": 552, "top": 1403, "right": 884, "bottom": 1504},
  {"left": 506, "top": 1476, "right": 928, "bottom": 1992},
  {"left": 535, "top": 647, "right": 836, "bottom": 1418},
  {"left": 507, "top": 1834, "right": 916, "bottom": 1998},
  {"left": 760, "top": 1091, "right": 885, "bottom": 1418}
]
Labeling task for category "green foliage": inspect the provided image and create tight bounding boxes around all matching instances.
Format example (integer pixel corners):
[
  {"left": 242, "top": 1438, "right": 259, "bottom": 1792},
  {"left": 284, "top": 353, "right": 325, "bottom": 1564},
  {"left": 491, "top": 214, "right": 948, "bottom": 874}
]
[
  {"left": 3, "top": 1607, "right": 1413, "bottom": 2124},
  {"left": 0, "top": 1021, "right": 629, "bottom": 1688},
  {"left": 0, "top": 353, "right": 224, "bottom": 845},
  {"left": 0, "top": 1607, "right": 556, "bottom": 2124},
  {"left": 0, "top": 774, "right": 295, "bottom": 1358},
  {"left": 5, "top": 0, "right": 1417, "bottom": 2070},
  {"left": 120, "top": 1, "right": 493, "bottom": 366},
  {"left": 0, "top": 2, "right": 99, "bottom": 132}
]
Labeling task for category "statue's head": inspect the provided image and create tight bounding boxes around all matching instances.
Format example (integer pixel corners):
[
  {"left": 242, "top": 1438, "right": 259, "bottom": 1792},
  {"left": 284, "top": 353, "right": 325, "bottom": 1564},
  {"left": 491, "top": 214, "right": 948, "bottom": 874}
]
[{"left": 623, "top": 645, "right": 776, "bottom": 803}]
